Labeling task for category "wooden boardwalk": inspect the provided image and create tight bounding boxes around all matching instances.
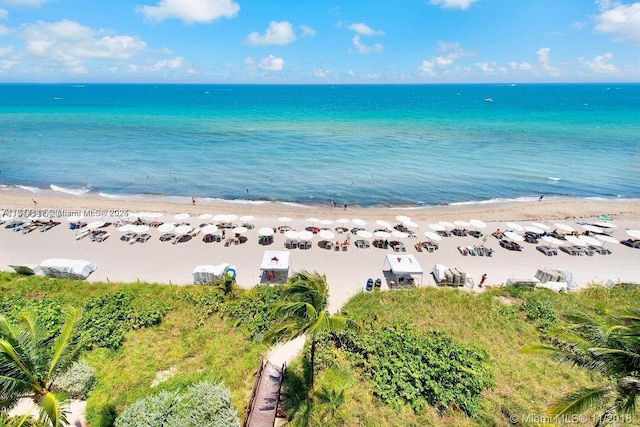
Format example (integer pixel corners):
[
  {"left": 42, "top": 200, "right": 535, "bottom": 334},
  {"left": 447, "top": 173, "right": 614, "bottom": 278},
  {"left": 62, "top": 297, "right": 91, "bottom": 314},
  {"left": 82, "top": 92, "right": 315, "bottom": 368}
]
[{"left": 243, "top": 360, "right": 284, "bottom": 427}]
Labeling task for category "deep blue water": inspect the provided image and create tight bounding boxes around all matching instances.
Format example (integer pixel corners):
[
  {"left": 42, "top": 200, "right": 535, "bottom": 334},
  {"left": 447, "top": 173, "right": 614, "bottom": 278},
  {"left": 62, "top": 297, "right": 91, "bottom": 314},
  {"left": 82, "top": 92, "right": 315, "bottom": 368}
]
[{"left": 1, "top": 83, "right": 639, "bottom": 206}]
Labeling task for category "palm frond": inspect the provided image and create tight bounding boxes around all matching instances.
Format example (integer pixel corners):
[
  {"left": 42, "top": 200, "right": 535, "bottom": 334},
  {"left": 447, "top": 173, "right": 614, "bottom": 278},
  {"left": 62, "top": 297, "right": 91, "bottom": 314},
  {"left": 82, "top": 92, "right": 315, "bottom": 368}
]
[
  {"left": 615, "top": 389, "right": 637, "bottom": 415},
  {"left": 47, "top": 307, "right": 81, "bottom": 379},
  {"left": 0, "top": 340, "right": 40, "bottom": 389},
  {"left": 38, "top": 391, "right": 68, "bottom": 427},
  {"left": 547, "top": 385, "right": 614, "bottom": 416}
]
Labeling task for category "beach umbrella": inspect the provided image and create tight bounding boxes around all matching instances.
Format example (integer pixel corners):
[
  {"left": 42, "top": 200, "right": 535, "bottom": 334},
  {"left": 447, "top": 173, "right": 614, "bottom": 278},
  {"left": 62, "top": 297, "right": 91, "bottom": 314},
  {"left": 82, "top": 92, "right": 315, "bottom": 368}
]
[
  {"left": 174, "top": 213, "right": 190, "bottom": 221},
  {"left": 147, "top": 212, "right": 163, "bottom": 219},
  {"left": 67, "top": 216, "right": 85, "bottom": 222},
  {"left": 424, "top": 231, "right": 443, "bottom": 242},
  {"left": 376, "top": 220, "right": 392, "bottom": 229},
  {"left": 352, "top": 218, "right": 367, "bottom": 227},
  {"left": 357, "top": 230, "right": 373, "bottom": 238},
  {"left": 542, "top": 236, "right": 564, "bottom": 246},
  {"left": 374, "top": 230, "right": 391, "bottom": 238},
  {"left": 531, "top": 222, "right": 551, "bottom": 230},
  {"left": 224, "top": 214, "right": 238, "bottom": 222},
  {"left": 232, "top": 226, "right": 248, "bottom": 234},
  {"left": 117, "top": 224, "right": 135, "bottom": 232},
  {"left": 306, "top": 217, "right": 320, "bottom": 224},
  {"left": 504, "top": 231, "right": 524, "bottom": 242},
  {"left": 298, "top": 230, "right": 314, "bottom": 240},
  {"left": 626, "top": 230, "right": 640, "bottom": 239},
  {"left": 131, "top": 224, "right": 150, "bottom": 233},
  {"left": 554, "top": 223, "right": 575, "bottom": 232},
  {"left": 278, "top": 217, "right": 292, "bottom": 223},
  {"left": 198, "top": 213, "right": 213, "bottom": 220},
  {"left": 505, "top": 222, "right": 524, "bottom": 231},
  {"left": 595, "top": 234, "right": 619, "bottom": 246},
  {"left": 174, "top": 225, "right": 192, "bottom": 235},
  {"left": 258, "top": 227, "right": 275, "bottom": 237},
  {"left": 396, "top": 215, "right": 411, "bottom": 223},
  {"left": 319, "top": 229, "right": 335, "bottom": 240},
  {"left": 454, "top": 220, "right": 471, "bottom": 228},
  {"left": 524, "top": 226, "right": 544, "bottom": 234},
  {"left": 438, "top": 221, "right": 455, "bottom": 228},
  {"left": 319, "top": 219, "right": 334, "bottom": 226},
  {"left": 212, "top": 214, "right": 227, "bottom": 222},
  {"left": 566, "top": 235, "right": 587, "bottom": 247},
  {"left": 469, "top": 219, "right": 487, "bottom": 229},
  {"left": 581, "top": 224, "right": 604, "bottom": 233},
  {"left": 285, "top": 230, "right": 299, "bottom": 239},
  {"left": 428, "top": 223, "right": 445, "bottom": 231},
  {"left": 403, "top": 220, "right": 419, "bottom": 228},
  {"left": 158, "top": 223, "right": 176, "bottom": 233},
  {"left": 335, "top": 218, "right": 350, "bottom": 224},
  {"left": 594, "top": 221, "right": 617, "bottom": 228},
  {"left": 392, "top": 230, "right": 409, "bottom": 239},
  {"left": 596, "top": 214, "right": 613, "bottom": 221},
  {"left": 579, "top": 235, "right": 602, "bottom": 246},
  {"left": 201, "top": 225, "right": 219, "bottom": 235},
  {"left": 240, "top": 215, "right": 254, "bottom": 222},
  {"left": 86, "top": 221, "right": 105, "bottom": 230}
]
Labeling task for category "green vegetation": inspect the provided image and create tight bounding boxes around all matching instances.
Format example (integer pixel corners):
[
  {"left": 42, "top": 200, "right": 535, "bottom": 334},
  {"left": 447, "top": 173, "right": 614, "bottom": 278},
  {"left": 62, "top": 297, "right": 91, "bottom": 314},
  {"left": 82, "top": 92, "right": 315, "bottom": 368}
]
[{"left": 2, "top": 271, "right": 640, "bottom": 427}]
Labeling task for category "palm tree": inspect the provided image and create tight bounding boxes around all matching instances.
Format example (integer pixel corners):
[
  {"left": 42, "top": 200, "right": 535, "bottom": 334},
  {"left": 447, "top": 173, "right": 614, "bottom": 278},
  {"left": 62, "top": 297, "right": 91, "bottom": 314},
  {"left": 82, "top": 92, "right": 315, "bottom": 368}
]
[
  {"left": 0, "top": 307, "right": 83, "bottom": 427},
  {"left": 212, "top": 271, "right": 236, "bottom": 298},
  {"left": 266, "top": 271, "right": 355, "bottom": 389},
  {"left": 521, "top": 309, "right": 640, "bottom": 426}
]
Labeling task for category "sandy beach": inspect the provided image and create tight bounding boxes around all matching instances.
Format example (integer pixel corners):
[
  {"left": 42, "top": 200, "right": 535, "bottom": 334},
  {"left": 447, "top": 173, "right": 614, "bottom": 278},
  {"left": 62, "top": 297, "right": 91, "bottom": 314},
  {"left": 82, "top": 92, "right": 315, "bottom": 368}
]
[{"left": 2, "top": 192, "right": 640, "bottom": 313}]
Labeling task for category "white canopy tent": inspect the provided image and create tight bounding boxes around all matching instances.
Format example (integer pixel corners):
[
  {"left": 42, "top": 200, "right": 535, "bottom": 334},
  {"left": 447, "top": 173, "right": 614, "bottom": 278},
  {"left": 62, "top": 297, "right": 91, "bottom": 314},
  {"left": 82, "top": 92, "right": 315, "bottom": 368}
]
[
  {"left": 260, "top": 251, "right": 291, "bottom": 283},
  {"left": 34, "top": 259, "right": 97, "bottom": 279},
  {"left": 382, "top": 254, "right": 423, "bottom": 286},
  {"left": 192, "top": 263, "right": 236, "bottom": 284}
]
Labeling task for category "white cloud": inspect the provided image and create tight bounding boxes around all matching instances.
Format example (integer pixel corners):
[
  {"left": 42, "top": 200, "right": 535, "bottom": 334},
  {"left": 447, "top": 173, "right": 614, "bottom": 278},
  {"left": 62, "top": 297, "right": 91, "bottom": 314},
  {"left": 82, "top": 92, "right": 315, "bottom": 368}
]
[
  {"left": 581, "top": 52, "right": 619, "bottom": 73},
  {"left": 2, "top": 0, "right": 52, "bottom": 5},
  {"left": 475, "top": 62, "right": 496, "bottom": 74},
  {"left": 299, "top": 24, "right": 316, "bottom": 37},
  {"left": 0, "top": 25, "right": 9, "bottom": 36},
  {"left": 145, "top": 56, "right": 184, "bottom": 71},
  {"left": 243, "top": 56, "right": 255, "bottom": 67},
  {"left": 313, "top": 69, "right": 331, "bottom": 78},
  {"left": 258, "top": 54, "right": 284, "bottom": 71},
  {"left": 429, "top": 0, "right": 478, "bottom": 10},
  {"left": 246, "top": 21, "right": 296, "bottom": 46},
  {"left": 348, "top": 23, "right": 384, "bottom": 36},
  {"left": 0, "top": 59, "right": 18, "bottom": 70},
  {"left": 137, "top": 0, "right": 239, "bottom": 24},
  {"left": 537, "top": 47, "right": 550, "bottom": 63},
  {"left": 0, "top": 9, "right": 8, "bottom": 20},
  {"left": 0, "top": 45, "right": 13, "bottom": 55},
  {"left": 509, "top": 61, "right": 533, "bottom": 71},
  {"left": 352, "top": 34, "right": 383, "bottom": 54},
  {"left": 21, "top": 20, "right": 147, "bottom": 73},
  {"left": 419, "top": 41, "right": 470, "bottom": 76},
  {"left": 571, "top": 21, "right": 586, "bottom": 30},
  {"left": 595, "top": 2, "right": 640, "bottom": 43}
]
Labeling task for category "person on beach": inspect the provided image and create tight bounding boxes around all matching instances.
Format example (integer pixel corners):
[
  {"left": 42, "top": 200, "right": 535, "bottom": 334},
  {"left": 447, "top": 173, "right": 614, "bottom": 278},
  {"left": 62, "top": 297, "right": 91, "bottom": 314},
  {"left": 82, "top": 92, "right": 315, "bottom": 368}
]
[
  {"left": 479, "top": 273, "right": 487, "bottom": 287},
  {"left": 538, "top": 193, "right": 544, "bottom": 201},
  {"left": 343, "top": 201, "right": 348, "bottom": 210},
  {"left": 32, "top": 199, "right": 37, "bottom": 206},
  {"left": 192, "top": 197, "right": 196, "bottom": 206}
]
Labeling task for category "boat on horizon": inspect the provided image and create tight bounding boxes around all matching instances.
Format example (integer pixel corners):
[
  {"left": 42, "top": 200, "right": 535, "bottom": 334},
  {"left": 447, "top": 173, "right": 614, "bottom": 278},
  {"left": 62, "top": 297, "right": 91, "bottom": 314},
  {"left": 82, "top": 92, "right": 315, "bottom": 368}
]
[{"left": 484, "top": 97, "right": 494, "bottom": 103}]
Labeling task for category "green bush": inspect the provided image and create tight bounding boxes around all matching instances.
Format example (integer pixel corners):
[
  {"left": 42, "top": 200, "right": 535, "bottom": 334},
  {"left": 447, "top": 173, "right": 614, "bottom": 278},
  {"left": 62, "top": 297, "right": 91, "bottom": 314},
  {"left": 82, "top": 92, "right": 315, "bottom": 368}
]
[
  {"left": 53, "top": 359, "right": 96, "bottom": 399},
  {"left": 520, "top": 297, "right": 558, "bottom": 331},
  {"left": 179, "top": 287, "right": 224, "bottom": 326},
  {"left": 0, "top": 295, "right": 65, "bottom": 341},
  {"left": 221, "top": 284, "right": 283, "bottom": 341},
  {"left": 337, "top": 326, "right": 493, "bottom": 416},
  {"left": 114, "top": 381, "right": 239, "bottom": 427}
]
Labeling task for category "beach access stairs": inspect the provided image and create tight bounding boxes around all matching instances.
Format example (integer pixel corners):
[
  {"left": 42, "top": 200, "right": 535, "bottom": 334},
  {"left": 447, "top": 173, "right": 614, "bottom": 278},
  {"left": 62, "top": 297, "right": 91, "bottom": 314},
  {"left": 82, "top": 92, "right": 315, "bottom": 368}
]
[{"left": 243, "top": 356, "right": 286, "bottom": 427}]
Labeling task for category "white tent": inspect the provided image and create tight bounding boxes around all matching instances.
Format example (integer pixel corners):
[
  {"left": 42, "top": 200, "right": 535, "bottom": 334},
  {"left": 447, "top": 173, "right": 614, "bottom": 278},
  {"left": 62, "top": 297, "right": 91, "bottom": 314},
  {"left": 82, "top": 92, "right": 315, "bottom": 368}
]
[
  {"left": 260, "top": 251, "right": 291, "bottom": 282},
  {"left": 192, "top": 263, "right": 236, "bottom": 284},
  {"left": 383, "top": 254, "right": 423, "bottom": 285},
  {"left": 34, "top": 259, "right": 97, "bottom": 279}
]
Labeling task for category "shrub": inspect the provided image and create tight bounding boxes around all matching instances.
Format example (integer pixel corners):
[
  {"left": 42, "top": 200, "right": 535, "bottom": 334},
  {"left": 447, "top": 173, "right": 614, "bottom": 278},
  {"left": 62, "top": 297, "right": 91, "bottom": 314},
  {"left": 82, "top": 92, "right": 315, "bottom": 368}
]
[
  {"left": 179, "top": 287, "right": 224, "bottom": 326},
  {"left": 114, "top": 381, "right": 239, "bottom": 427},
  {"left": 0, "top": 295, "right": 65, "bottom": 341},
  {"left": 337, "top": 326, "right": 493, "bottom": 416},
  {"left": 53, "top": 359, "right": 96, "bottom": 399},
  {"left": 221, "top": 284, "right": 284, "bottom": 341}
]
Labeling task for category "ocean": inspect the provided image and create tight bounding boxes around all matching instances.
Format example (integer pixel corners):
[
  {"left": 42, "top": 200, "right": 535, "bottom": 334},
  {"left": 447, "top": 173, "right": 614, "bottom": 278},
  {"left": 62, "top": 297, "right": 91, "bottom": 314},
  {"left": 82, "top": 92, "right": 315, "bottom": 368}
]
[{"left": 0, "top": 83, "right": 639, "bottom": 207}]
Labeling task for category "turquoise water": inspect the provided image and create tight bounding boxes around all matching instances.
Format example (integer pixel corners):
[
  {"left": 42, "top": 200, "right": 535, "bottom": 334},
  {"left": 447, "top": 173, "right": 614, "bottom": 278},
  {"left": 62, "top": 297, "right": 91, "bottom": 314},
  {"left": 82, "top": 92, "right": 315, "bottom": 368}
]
[{"left": 0, "top": 83, "right": 639, "bottom": 206}]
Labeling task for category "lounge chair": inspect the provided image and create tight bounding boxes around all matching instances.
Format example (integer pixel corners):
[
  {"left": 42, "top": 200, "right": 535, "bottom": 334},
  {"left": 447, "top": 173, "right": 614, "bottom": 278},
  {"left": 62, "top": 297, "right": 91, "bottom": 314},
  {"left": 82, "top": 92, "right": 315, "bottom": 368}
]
[
  {"left": 559, "top": 245, "right": 580, "bottom": 256},
  {"left": 621, "top": 239, "right": 640, "bottom": 249},
  {"left": 536, "top": 245, "right": 557, "bottom": 256},
  {"left": 137, "top": 233, "right": 151, "bottom": 243},
  {"left": 160, "top": 233, "right": 176, "bottom": 242},
  {"left": 589, "top": 245, "right": 611, "bottom": 255},
  {"left": 458, "top": 245, "right": 469, "bottom": 256}
]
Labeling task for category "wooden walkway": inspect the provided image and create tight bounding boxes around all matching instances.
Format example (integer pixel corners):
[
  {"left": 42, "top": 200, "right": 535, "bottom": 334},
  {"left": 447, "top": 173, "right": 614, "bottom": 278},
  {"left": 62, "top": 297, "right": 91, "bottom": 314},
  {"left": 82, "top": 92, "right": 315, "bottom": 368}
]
[{"left": 243, "top": 359, "right": 284, "bottom": 427}]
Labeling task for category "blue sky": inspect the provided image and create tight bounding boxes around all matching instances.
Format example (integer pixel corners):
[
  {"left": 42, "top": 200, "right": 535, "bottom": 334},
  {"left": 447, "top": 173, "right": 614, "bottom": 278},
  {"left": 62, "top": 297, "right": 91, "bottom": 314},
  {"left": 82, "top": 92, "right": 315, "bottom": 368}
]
[{"left": 0, "top": 0, "right": 639, "bottom": 83}]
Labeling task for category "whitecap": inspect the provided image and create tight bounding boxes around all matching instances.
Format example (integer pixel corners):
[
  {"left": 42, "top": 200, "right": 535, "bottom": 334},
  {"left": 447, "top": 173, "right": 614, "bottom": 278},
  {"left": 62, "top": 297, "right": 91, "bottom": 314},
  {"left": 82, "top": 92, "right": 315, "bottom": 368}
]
[
  {"left": 50, "top": 184, "right": 91, "bottom": 196},
  {"left": 548, "top": 177, "right": 561, "bottom": 181}
]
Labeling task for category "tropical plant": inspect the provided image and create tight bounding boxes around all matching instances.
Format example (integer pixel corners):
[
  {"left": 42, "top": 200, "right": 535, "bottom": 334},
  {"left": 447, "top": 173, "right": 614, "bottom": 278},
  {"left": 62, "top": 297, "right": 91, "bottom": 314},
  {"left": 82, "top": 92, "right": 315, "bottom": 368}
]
[
  {"left": 211, "top": 271, "right": 236, "bottom": 298},
  {"left": 521, "top": 309, "right": 640, "bottom": 426},
  {"left": 0, "top": 307, "right": 84, "bottom": 427},
  {"left": 266, "top": 271, "right": 356, "bottom": 389}
]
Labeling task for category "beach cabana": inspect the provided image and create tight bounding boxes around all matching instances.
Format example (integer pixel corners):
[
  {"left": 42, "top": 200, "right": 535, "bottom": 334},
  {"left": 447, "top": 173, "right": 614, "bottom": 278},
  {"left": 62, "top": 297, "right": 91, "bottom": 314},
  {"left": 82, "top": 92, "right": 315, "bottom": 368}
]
[
  {"left": 382, "top": 254, "right": 423, "bottom": 286},
  {"left": 192, "top": 263, "right": 236, "bottom": 284},
  {"left": 34, "top": 259, "right": 97, "bottom": 279},
  {"left": 260, "top": 251, "right": 290, "bottom": 283}
]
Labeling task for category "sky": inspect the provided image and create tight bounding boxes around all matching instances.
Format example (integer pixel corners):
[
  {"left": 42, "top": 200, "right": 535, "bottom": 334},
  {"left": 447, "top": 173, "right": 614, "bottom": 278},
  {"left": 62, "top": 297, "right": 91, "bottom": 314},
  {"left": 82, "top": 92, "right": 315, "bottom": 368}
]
[{"left": 0, "top": 0, "right": 639, "bottom": 83}]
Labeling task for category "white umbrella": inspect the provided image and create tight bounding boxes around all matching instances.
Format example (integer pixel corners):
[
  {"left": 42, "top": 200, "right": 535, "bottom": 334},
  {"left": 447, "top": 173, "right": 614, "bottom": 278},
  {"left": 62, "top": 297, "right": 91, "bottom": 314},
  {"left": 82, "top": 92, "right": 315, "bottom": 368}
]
[
  {"left": 131, "top": 224, "right": 150, "bottom": 234},
  {"left": 352, "top": 218, "right": 367, "bottom": 226},
  {"left": 554, "top": 223, "right": 575, "bottom": 232},
  {"left": 67, "top": 216, "right": 85, "bottom": 222},
  {"left": 428, "top": 223, "right": 445, "bottom": 231},
  {"left": 158, "top": 223, "right": 176, "bottom": 233},
  {"left": 454, "top": 220, "right": 471, "bottom": 227},
  {"left": 627, "top": 229, "right": 640, "bottom": 239},
  {"left": 278, "top": 217, "right": 292, "bottom": 223},
  {"left": 594, "top": 221, "right": 617, "bottom": 228},
  {"left": 319, "top": 219, "right": 334, "bottom": 226},
  {"left": 403, "top": 220, "right": 419, "bottom": 228},
  {"left": 504, "top": 231, "right": 524, "bottom": 242},
  {"left": 258, "top": 227, "right": 275, "bottom": 236},
  {"left": 147, "top": 212, "right": 163, "bottom": 219},
  {"left": 240, "top": 215, "right": 255, "bottom": 222},
  {"left": 581, "top": 224, "right": 604, "bottom": 233},
  {"left": 531, "top": 222, "right": 550, "bottom": 230},
  {"left": 566, "top": 235, "right": 587, "bottom": 247},
  {"left": 438, "top": 221, "right": 455, "bottom": 228},
  {"left": 469, "top": 219, "right": 487, "bottom": 229},
  {"left": 374, "top": 231, "right": 391, "bottom": 238},
  {"left": 174, "top": 225, "right": 192, "bottom": 235},
  {"left": 224, "top": 214, "right": 238, "bottom": 222},
  {"left": 524, "top": 226, "right": 544, "bottom": 234},
  {"left": 174, "top": 213, "right": 190, "bottom": 221},
  {"left": 595, "top": 234, "right": 619, "bottom": 246},
  {"left": 392, "top": 230, "right": 409, "bottom": 239},
  {"left": 131, "top": 211, "right": 151, "bottom": 218},
  {"left": 505, "top": 222, "right": 524, "bottom": 231},
  {"left": 198, "top": 213, "right": 213, "bottom": 220},
  {"left": 542, "top": 235, "right": 564, "bottom": 246},
  {"left": 396, "top": 215, "right": 411, "bottom": 223},
  {"left": 298, "top": 230, "right": 314, "bottom": 240},
  {"left": 336, "top": 218, "right": 350, "bottom": 224},
  {"left": 118, "top": 224, "right": 134, "bottom": 232},
  {"left": 86, "top": 221, "right": 105, "bottom": 230},
  {"left": 306, "top": 217, "right": 320, "bottom": 224},
  {"left": 201, "top": 225, "right": 219, "bottom": 234},
  {"left": 376, "top": 220, "right": 392, "bottom": 229},
  {"left": 319, "top": 229, "right": 335, "bottom": 240},
  {"left": 212, "top": 214, "right": 227, "bottom": 221},
  {"left": 424, "top": 231, "right": 443, "bottom": 242},
  {"left": 356, "top": 230, "right": 373, "bottom": 238},
  {"left": 285, "top": 230, "right": 299, "bottom": 239},
  {"left": 232, "top": 226, "right": 248, "bottom": 234},
  {"left": 579, "top": 235, "right": 602, "bottom": 246}
]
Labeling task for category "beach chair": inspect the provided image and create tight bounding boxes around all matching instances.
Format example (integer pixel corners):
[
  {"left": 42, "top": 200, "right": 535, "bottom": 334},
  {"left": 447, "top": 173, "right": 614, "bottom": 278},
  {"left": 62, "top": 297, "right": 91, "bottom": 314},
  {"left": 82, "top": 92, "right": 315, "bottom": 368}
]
[
  {"left": 559, "top": 245, "right": 580, "bottom": 256},
  {"left": 457, "top": 245, "right": 469, "bottom": 256},
  {"left": 365, "top": 278, "right": 374, "bottom": 291},
  {"left": 536, "top": 245, "right": 557, "bottom": 256},
  {"left": 374, "top": 278, "right": 382, "bottom": 290},
  {"left": 137, "top": 233, "right": 151, "bottom": 243},
  {"left": 160, "top": 233, "right": 176, "bottom": 242},
  {"left": 589, "top": 245, "right": 611, "bottom": 255}
]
